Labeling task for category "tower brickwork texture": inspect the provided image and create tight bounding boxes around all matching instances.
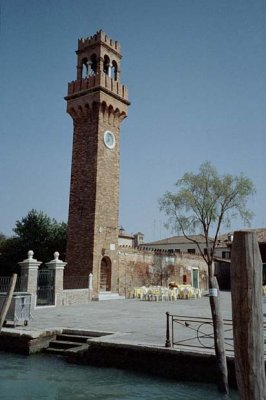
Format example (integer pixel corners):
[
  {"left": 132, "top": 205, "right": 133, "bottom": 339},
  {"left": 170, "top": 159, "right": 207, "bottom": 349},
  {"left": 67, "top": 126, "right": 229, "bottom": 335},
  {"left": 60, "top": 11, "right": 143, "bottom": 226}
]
[{"left": 65, "top": 31, "right": 129, "bottom": 295}]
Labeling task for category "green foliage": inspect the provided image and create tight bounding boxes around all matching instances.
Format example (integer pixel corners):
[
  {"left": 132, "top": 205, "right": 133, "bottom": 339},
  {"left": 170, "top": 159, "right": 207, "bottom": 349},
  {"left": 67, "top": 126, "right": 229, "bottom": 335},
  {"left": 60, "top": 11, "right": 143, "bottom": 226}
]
[
  {"left": 159, "top": 161, "right": 255, "bottom": 265},
  {"left": 0, "top": 232, "right": 7, "bottom": 248},
  {"left": 0, "top": 210, "right": 67, "bottom": 275},
  {"left": 0, "top": 237, "right": 22, "bottom": 275}
]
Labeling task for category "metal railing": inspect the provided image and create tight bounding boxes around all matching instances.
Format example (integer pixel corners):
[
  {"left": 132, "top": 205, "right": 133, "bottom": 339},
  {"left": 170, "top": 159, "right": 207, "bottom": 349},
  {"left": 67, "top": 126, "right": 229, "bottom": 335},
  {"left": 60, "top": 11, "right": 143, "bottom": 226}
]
[
  {"left": 36, "top": 269, "right": 55, "bottom": 306},
  {"left": 0, "top": 276, "right": 22, "bottom": 293},
  {"left": 165, "top": 313, "right": 234, "bottom": 352}
]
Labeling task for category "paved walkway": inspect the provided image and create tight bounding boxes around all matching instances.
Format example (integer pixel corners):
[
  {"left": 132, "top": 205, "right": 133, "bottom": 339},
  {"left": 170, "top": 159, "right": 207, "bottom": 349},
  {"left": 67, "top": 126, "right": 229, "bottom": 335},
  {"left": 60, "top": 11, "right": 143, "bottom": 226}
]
[{"left": 9, "top": 292, "right": 238, "bottom": 348}]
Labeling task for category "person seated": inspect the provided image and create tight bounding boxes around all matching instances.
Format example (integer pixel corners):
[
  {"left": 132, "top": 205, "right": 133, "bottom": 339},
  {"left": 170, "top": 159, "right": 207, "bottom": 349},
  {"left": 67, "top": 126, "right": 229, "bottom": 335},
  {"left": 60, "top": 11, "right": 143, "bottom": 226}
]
[{"left": 169, "top": 282, "right": 178, "bottom": 289}]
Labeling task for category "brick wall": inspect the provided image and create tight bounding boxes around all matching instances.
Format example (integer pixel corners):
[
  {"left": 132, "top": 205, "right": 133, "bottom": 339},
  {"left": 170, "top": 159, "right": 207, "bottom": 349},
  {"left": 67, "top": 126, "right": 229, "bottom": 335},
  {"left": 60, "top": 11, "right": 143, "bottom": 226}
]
[{"left": 117, "top": 248, "right": 208, "bottom": 298}]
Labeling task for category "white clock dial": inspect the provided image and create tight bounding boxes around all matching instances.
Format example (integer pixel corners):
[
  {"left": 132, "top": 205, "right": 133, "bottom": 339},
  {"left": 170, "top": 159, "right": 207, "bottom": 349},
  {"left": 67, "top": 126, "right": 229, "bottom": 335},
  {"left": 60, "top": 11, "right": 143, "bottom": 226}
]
[{"left": 103, "top": 130, "right": 116, "bottom": 149}]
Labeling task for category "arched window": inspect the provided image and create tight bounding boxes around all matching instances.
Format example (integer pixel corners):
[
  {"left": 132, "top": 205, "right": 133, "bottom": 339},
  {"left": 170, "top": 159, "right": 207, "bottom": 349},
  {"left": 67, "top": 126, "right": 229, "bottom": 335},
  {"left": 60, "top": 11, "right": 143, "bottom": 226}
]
[
  {"left": 81, "top": 58, "right": 89, "bottom": 79},
  {"left": 111, "top": 60, "right": 118, "bottom": 80},
  {"left": 103, "top": 55, "right": 111, "bottom": 77},
  {"left": 88, "top": 54, "right": 97, "bottom": 76}
]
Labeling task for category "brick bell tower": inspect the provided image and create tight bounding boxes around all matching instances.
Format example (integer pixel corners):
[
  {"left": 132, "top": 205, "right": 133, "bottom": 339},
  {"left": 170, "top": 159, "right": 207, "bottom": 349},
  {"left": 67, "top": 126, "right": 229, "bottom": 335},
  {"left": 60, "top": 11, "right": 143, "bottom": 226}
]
[{"left": 64, "top": 30, "right": 130, "bottom": 298}]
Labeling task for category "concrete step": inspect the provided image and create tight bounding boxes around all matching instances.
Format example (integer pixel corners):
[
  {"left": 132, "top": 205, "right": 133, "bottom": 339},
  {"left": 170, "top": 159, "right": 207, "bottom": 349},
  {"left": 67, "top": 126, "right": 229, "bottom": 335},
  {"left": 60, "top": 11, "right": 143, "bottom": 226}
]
[
  {"left": 45, "top": 347, "right": 67, "bottom": 355},
  {"left": 62, "top": 328, "right": 114, "bottom": 338},
  {"left": 48, "top": 340, "right": 83, "bottom": 349},
  {"left": 98, "top": 292, "right": 125, "bottom": 301},
  {"left": 44, "top": 330, "right": 112, "bottom": 357},
  {"left": 45, "top": 343, "right": 89, "bottom": 356},
  {"left": 56, "top": 334, "right": 91, "bottom": 343},
  {"left": 45, "top": 330, "right": 92, "bottom": 355}
]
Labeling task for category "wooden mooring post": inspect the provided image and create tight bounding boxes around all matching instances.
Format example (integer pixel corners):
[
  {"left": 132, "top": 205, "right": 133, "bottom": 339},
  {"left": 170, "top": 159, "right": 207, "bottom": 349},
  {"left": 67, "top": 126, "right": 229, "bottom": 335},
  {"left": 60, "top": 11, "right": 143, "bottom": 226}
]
[
  {"left": 231, "top": 231, "right": 266, "bottom": 400},
  {"left": 0, "top": 273, "right": 17, "bottom": 331}
]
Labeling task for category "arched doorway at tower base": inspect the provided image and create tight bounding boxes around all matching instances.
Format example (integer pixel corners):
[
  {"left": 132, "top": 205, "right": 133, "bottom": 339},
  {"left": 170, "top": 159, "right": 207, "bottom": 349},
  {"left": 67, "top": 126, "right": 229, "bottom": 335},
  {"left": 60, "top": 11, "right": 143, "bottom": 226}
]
[{"left": 100, "top": 256, "right": 112, "bottom": 292}]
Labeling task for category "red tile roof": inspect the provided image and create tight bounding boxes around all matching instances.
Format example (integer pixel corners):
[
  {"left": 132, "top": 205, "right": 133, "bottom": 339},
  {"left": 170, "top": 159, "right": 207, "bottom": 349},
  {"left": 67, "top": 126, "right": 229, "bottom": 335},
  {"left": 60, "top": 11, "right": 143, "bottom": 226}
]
[{"left": 142, "top": 234, "right": 211, "bottom": 246}]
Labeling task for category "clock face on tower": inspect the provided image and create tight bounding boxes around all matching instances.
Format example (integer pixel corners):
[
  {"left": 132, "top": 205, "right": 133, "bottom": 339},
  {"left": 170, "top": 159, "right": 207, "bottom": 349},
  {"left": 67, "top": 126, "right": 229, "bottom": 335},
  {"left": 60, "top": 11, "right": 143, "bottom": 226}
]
[{"left": 103, "top": 130, "right": 116, "bottom": 149}]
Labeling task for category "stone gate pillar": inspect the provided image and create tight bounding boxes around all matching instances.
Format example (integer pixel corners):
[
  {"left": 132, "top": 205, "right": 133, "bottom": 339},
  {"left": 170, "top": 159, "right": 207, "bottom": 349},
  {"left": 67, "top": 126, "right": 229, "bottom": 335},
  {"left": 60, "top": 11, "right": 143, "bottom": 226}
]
[
  {"left": 45, "top": 252, "right": 67, "bottom": 306},
  {"left": 18, "top": 250, "right": 42, "bottom": 308}
]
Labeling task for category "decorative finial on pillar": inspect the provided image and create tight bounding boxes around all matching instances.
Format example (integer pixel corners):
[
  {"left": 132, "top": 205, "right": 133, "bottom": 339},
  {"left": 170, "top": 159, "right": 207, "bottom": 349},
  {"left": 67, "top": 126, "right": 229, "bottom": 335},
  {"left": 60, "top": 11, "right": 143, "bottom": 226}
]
[
  {"left": 54, "top": 252, "right": 60, "bottom": 261},
  {"left": 28, "top": 250, "right": 34, "bottom": 259}
]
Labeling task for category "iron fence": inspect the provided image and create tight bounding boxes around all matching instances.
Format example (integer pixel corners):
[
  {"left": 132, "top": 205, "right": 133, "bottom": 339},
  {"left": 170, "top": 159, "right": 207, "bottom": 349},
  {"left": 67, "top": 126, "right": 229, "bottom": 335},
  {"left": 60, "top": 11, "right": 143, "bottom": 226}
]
[
  {"left": 165, "top": 313, "right": 235, "bottom": 353},
  {"left": 0, "top": 276, "right": 22, "bottom": 293},
  {"left": 36, "top": 269, "right": 55, "bottom": 306}
]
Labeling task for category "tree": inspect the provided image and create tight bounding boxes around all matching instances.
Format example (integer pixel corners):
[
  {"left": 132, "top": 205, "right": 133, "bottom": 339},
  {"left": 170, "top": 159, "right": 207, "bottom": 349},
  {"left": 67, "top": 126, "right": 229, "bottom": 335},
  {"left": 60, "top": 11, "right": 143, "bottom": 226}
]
[
  {"left": 0, "top": 236, "right": 22, "bottom": 275},
  {"left": 13, "top": 209, "right": 67, "bottom": 261},
  {"left": 153, "top": 254, "right": 173, "bottom": 286},
  {"left": 159, "top": 161, "right": 255, "bottom": 394},
  {"left": 0, "top": 233, "right": 7, "bottom": 248},
  {"left": 0, "top": 210, "right": 67, "bottom": 275}
]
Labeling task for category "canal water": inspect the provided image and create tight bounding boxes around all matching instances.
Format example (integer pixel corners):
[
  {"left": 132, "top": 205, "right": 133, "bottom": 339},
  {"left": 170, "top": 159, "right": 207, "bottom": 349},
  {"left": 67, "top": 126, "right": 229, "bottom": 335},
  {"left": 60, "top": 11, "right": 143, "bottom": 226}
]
[{"left": 0, "top": 353, "right": 239, "bottom": 399}]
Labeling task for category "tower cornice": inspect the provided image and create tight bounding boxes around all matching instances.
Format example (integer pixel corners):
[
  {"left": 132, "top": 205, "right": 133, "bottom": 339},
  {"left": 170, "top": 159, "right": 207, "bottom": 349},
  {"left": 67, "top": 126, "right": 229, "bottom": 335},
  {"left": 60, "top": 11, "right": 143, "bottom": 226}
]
[
  {"left": 65, "top": 73, "right": 129, "bottom": 103},
  {"left": 76, "top": 42, "right": 122, "bottom": 60},
  {"left": 65, "top": 85, "right": 130, "bottom": 106}
]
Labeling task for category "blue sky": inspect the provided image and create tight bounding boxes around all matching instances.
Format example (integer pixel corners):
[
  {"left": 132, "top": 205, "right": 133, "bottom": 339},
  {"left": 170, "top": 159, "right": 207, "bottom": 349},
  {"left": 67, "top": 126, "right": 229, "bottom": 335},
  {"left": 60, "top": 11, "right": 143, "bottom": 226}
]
[{"left": 0, "top": 0, "right": 265, "bottom": 242}]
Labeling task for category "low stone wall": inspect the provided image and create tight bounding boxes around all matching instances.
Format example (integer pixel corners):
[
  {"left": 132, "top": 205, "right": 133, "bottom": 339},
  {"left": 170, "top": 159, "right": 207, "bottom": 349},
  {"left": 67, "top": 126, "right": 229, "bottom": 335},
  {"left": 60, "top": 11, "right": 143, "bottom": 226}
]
[
  {"left": 0, "top": 329, "right": 59, "bottom": 355},
  {"left": 13, "top": 250, "right": 209, "bottom": 306},
  {"left": 69, "top": 341, "right": 237, "bottom": 388},
  {"left": 0, "top": 328, "right": 238, "bottom": 388},
  {"left": 60, "top": 289, "right": 92, "bottom": 306}
]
